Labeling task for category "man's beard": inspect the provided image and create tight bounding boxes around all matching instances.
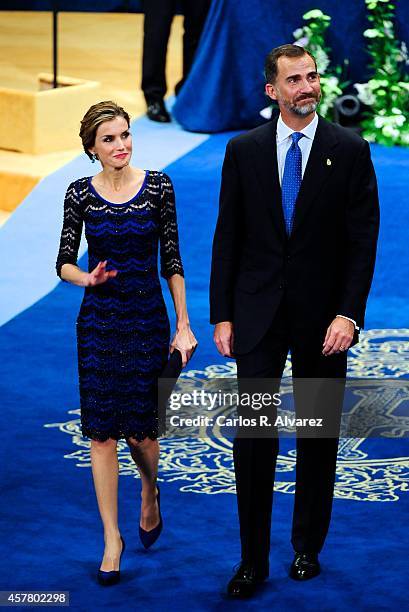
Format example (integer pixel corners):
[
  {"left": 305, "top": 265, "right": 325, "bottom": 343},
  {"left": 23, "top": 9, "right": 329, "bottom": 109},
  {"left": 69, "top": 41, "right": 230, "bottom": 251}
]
[{"left": 280, "top": 92, "right": 321, "bottom": 116}]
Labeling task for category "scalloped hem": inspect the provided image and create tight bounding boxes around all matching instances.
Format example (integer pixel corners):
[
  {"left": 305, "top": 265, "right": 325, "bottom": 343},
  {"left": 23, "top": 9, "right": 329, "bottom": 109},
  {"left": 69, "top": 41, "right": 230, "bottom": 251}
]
[{"left": 81, "top": 428, "right": 159, "bottom": 443}]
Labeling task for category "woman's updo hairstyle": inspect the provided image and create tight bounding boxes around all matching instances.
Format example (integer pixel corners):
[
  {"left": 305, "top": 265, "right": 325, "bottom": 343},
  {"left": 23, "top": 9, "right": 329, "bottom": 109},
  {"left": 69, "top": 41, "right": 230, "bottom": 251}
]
[{"left": 79, "top": 101, "right": 131, "bottom": 160}]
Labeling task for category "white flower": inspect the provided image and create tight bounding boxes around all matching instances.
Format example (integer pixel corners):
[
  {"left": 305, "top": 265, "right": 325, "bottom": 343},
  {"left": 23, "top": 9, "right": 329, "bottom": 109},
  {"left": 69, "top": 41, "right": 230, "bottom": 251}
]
[
  {"left": 382, "top": 125, "right": 400, "bottom": 139},
  {"left": 354, "top": 82, "right": 376, "bottom": 106},
  {"left": 327, "top": 76, "right": 340, "bottom": 88},
  {"left": 320, "top": 102, "right": 329, "bottom": 116},
  {"left": 374, "top": 114, "right": 406, "bottom": 131},
  {"left": 294, "top": 37, "right": 309, "bottom": 48},
  {"left": 383, "top": 20, "right": 394, "bottom": 36},
  {"left": 293, "top": 28, "right": 304, "bottom": 39},
  {"left": 321, "top": 76, "right": 341, "bottom": 99},
  {"left": 370, "top": 79, "right": 388, "bottom": 89},
  {"left": 363, "top": 29, "right": 380, "bottom": 38},
  {"left": 400, "top": 42, "right": 409, "bottom": 65},
  {"left": 394, "top": 115, "right": 406, "bottom": 127},
  {"left": 314, "top": 48, "right": 330, "bottom": 73},
  {"left": 401, "top": 132, "right": 409, "bottom": 145},
  {"left": 303, "top": 9, "right": 330, "bottom": 20},
  {"left": 303, "top": 9, "right": 323, "bottom": 19}
]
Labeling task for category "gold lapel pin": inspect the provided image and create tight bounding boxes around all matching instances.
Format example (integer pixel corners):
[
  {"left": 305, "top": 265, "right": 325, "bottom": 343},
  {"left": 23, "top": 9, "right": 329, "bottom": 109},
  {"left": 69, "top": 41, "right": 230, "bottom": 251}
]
[{"left": 326, "top": 158, "right": 332, "bottom": 166}]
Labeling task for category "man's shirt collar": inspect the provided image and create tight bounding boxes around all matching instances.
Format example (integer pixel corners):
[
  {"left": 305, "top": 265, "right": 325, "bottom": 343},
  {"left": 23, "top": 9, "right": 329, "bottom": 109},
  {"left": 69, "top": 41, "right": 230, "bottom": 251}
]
[{"left": 276, "top": 112, "right": 319, "bottom": 143}]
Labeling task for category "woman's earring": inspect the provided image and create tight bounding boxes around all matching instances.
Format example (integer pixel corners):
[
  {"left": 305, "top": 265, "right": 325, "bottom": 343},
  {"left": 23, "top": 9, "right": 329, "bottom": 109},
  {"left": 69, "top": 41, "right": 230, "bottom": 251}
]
[{"left": 91, "top": 153, "right": 98, "bottom": 163}]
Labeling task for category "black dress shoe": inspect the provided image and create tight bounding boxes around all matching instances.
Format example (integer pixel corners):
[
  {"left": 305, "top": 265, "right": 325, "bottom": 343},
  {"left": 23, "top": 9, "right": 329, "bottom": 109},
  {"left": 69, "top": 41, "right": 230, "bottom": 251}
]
[
  {"left": 289, "top": 552, "right": 320, "bottom": 581},
  {"left": 146, "top": 100, "right": 171, "bottom": 123},
  {"left": 227, "top": 562, "right": 268, "bottom": 598}
]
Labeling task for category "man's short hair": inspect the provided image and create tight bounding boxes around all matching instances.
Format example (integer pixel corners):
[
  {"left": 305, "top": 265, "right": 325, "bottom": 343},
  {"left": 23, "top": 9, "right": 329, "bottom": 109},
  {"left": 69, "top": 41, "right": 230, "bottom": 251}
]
[{"left": 264, "top": 44, "right": 317, "bottom": 84}]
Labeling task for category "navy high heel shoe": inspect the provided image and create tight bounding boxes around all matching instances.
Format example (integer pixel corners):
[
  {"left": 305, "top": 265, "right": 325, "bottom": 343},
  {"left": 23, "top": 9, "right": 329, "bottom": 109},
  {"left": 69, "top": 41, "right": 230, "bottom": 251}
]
[
  {"left": 139, "top": 486, "right": 163, "bottom": 549},
  {"left": 97, "top": 535, "right": 125, "bottom": 586}
]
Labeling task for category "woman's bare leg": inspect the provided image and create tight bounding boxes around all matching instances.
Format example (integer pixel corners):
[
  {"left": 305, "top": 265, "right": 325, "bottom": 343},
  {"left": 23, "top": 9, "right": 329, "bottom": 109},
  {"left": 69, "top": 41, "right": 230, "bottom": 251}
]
[
  {"left": 127, "top": 437, "right": 160, "bottom": 531},
  {"left": 91, "top": 438, "right": 123, "bottom": 571}
]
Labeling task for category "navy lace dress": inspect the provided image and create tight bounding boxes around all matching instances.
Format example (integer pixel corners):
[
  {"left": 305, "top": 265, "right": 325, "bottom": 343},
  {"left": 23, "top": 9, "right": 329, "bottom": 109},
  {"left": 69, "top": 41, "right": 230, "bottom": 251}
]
[{"left": 56, "top": 171, "right": 184, "bottom": 442}]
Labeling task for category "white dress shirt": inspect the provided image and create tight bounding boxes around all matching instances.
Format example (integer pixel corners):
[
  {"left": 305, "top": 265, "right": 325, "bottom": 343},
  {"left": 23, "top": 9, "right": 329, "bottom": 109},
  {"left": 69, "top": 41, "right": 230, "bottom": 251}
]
[
  {"left": 276, "top": 112, "right": 318, "bottom": 185},
  {"left": 276, "top": 113, "right": 358, "bottom": 331}
]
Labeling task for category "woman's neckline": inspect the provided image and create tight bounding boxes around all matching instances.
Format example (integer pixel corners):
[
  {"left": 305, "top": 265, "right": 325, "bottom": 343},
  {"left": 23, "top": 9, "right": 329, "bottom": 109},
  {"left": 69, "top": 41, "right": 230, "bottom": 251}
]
[{"left": 88, "top": 170, "right": 149, "bottom": 206}]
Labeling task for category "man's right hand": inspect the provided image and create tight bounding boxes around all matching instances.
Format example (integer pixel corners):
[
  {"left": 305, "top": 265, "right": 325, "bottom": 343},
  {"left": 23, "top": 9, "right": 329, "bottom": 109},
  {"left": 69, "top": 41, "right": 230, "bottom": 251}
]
[{"left": 214, "top": 321, "right": 234, "bottom": 357}]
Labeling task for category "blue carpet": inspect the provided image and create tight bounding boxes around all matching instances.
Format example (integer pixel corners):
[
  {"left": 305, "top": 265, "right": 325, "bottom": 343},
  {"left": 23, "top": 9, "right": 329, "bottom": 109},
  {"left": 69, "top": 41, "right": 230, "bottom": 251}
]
[{"left": 0, "top": 132, "right": 408, "bottom": 611}]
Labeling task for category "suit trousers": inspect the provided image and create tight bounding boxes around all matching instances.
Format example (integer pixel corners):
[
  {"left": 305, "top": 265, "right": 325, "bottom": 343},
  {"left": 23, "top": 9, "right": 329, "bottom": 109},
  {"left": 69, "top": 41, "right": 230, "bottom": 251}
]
[
  {"left": 234, "top": 294, "right": 347, "bottom": 572},
  {"left": 142, "top": 0, "right": 210, "bottom": 103}
]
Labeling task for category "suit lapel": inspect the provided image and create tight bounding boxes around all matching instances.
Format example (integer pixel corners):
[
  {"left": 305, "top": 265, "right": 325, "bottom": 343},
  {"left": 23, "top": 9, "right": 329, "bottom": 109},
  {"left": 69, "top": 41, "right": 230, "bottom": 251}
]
[
  {"left": 251, "top": 116, "right": 339, "bottom": 241},
  {"left": 252, "top": 118, "right": 287, "bottom": 241},
  {"left": 291, "top": 116, "right": 339, "bottom": 236}
]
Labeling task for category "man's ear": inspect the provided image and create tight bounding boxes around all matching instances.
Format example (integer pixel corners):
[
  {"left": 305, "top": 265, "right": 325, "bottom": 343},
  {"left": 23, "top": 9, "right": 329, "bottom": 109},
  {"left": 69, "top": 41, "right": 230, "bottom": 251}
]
[{"left": 265, "top": 83, "right": 277, "bottom": 102}]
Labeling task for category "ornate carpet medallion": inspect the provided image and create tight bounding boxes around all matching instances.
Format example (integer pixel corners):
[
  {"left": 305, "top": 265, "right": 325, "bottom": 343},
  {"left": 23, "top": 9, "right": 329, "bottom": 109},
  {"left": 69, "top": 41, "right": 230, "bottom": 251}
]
[{"left": 46, "top": 329, "right": 409, "bottom": 502}]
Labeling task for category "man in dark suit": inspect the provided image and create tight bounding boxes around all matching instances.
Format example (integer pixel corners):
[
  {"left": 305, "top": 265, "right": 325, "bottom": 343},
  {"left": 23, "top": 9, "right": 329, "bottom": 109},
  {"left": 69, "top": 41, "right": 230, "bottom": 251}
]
[
  {"left": 210, "top": 44, "right": 379, "bottom": 597},
  {"left": 142, "top": 0, "right": 210, "bottom": 122}
]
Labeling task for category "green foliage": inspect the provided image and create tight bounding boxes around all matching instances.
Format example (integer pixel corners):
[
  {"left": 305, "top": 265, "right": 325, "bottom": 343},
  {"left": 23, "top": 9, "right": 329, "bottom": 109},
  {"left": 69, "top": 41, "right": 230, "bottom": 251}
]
[
  {"left": 355, "top": 0, "right": 409, "bottom": 145},
  {"left": 293, "top": 9, "right": 347, "bottom": 119}
]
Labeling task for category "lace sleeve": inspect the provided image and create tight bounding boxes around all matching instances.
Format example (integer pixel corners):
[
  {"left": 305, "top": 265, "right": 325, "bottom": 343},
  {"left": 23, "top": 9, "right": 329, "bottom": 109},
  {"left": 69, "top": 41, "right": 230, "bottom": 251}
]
[
  {"left": 56, "top": 181, "right": 84, "bottom": 279},
  {"left": 159, "top": 173, "right": 184, "bottom": 279}
]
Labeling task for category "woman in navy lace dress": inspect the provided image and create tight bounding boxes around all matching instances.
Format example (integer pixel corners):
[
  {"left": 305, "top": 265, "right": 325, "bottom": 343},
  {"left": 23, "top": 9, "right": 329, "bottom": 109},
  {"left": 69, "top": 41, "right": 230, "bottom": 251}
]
[{"left": 56, "top": 101, "right": 197, "bottom": 584}]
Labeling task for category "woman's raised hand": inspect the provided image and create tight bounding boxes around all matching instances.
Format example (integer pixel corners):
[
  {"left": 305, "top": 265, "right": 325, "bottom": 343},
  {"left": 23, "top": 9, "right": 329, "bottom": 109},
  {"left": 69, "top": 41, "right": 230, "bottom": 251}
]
[{"left": 86, "top": 260, "right": 118, "bottom": 286}]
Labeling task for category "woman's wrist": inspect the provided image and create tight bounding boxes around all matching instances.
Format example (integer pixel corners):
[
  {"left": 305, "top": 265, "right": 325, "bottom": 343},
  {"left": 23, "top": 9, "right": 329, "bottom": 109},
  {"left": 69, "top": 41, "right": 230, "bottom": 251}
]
[
  {"left": 176, "top": 318, "right": 190, "bottom": 332},
  {"left": 60, "top": 265, "right": 90, "bottom": 287},
  {"left": 80, "top": 272, "right": 90, "bottom": 287}
]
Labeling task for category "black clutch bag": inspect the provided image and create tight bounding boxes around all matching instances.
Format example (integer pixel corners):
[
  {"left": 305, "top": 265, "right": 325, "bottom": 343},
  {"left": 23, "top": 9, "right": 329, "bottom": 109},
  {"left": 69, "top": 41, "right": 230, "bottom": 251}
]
[
  {"left": 161, "top": 348, "right": 182, "bottom": 379},
  {"left": 160, "top": 344, "right": 197, "bottom": 379},
  {"left": 157, "top": 346, "right": 197, "bottom": 433}
]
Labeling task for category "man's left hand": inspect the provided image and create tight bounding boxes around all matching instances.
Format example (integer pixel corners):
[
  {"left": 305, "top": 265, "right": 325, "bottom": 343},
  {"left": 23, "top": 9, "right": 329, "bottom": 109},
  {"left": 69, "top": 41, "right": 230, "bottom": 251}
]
[{"left": 322, "top": 317, "right": 355, "bottom": 356}]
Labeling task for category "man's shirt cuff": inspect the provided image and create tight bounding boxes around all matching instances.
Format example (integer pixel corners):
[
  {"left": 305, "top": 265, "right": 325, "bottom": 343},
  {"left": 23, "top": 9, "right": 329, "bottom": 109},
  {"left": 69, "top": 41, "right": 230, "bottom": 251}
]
[{"left": 336, "top": 314, "right": 360, "bottom": 330}]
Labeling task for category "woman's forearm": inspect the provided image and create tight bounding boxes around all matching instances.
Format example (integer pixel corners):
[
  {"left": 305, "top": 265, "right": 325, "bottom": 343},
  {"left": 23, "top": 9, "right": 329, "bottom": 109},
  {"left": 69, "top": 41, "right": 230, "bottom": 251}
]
[
  {"left": 167, "top": 274, "right": 190, "bottom": 329},
  {"left": 61, "top": 263, "right": 89, "bottom": 287}
]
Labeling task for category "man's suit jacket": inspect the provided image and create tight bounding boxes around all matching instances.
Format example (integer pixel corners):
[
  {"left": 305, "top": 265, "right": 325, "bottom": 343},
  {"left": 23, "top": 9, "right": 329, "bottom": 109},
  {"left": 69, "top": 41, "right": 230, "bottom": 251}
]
[{"left": 210, "top": 115, "right": 380, "bottom": 355}]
